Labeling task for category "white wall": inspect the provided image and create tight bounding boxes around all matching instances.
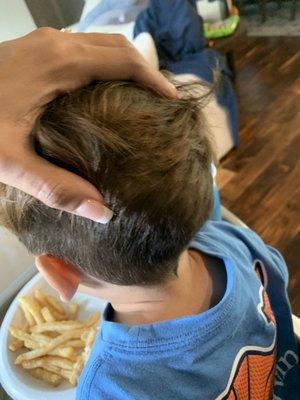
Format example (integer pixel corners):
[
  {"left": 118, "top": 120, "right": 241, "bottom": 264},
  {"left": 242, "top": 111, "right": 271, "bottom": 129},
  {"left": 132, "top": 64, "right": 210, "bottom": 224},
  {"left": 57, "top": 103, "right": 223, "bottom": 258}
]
[
  {"left": 80, "top": 0, "right": 100, "bottom": 20},
  {"left": 0, "top": 0, "right": 36, "bottom": 42},
  {"left": 0, "top": 0, "right": 36, "bottom": 305}
]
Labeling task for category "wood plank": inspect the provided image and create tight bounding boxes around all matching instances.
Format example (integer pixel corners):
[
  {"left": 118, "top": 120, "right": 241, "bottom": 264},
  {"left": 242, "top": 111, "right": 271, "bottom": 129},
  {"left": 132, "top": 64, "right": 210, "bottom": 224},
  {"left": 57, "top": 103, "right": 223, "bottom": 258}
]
[
  {"left": 227, "top": 135, "right": 300, "bottom": 225},
  {"left": 283, "top": 233, "right": 300, "bottom": 313},
  {"left": 215, "top": 168, "right": 236, "bottom": 190},
  {"left": 259, "top": 188, "right": 300, "bottom": 251},
  {"left": 218, "top": 36, "right": 300, "bottom": 315}
]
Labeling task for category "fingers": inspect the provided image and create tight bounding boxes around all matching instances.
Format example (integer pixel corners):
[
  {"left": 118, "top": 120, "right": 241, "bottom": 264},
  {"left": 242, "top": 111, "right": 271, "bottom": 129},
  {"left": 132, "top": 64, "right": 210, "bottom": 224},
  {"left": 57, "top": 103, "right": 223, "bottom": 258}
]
[
  {"left": 0, "top": 27, "right": 177, "bottom": 223},
  {"left": 130, "top": 64, "right": 178, "bottom": 99},
  {"left": 60, "top": 31, "right": 178, "bottom": 98},
  {"left": 76, "top": 44, "right": 177, "bottom": 98},
  {"left": 25, "top": 28, "right": 177, "bottom": 99},
  {"left": 0, "top": 152, "right": 113, "bottom": 224},
  {"left": 66, "top": 32, "right": 131, "bottom": 47}
]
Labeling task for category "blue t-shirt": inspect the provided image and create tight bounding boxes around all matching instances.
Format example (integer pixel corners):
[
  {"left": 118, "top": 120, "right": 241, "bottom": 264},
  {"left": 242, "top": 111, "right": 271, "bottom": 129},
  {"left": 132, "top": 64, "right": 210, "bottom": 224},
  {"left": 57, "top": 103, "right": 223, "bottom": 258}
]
[{"left": 76, "top": 221, "right": 300, "bottom": 400}]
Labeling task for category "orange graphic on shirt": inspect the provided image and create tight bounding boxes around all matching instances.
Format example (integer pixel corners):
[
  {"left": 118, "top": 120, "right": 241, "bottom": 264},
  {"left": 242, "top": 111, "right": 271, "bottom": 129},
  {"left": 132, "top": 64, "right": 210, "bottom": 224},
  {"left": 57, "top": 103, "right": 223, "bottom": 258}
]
[{"left": 216, "top": 261, "right": 277, "bottom": 400}]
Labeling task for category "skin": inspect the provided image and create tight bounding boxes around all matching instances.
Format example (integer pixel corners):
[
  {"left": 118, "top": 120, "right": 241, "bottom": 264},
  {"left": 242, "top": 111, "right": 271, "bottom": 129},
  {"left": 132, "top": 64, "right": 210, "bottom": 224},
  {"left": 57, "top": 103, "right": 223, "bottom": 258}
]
[
  {"left": 1, "top": 29, "right": 225, "bottom": 324},
  {"left": 36, "top": 251, "right": 227, "bottom": 325},
  {"left": 0, "top": 28, "right": 177, "bottom": 222}
]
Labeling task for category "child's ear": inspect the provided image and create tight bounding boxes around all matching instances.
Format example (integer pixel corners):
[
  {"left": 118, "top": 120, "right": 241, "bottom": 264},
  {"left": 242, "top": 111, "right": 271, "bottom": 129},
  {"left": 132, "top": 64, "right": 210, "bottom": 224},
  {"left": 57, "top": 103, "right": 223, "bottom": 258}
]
[{"left": 35, "top": 255, "right": 82, "bottom": 302}]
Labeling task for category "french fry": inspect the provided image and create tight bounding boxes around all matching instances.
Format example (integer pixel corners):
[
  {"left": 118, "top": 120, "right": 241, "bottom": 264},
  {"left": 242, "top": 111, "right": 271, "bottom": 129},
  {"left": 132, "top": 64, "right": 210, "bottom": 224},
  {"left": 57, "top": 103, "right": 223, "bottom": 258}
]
[
  {"left": 15, "top": 329, "right": 85, "bottom": 364},
  {"left": 81, "top": 329, "right": 95, "bottom": 344},
  {"left": 69, "top": 355, "right": 84, "bottom": 387},
  {"left": 69, "top": 303, "right": 79, "bottom": 320},
  {"left": 23, "top": 340, "right": 74, "bottom": 358},
  {"left": 22, "top": 355, "right": 74, "bottom": 371},
  {"left": 24, "top": 339, "right": 38, "bottom": 349},
  {"left": 18, "top": 297, "right": 44, "bottom": 324},
  {"left": 85, "top": 312, "right": 100, "bottom": 328},
  {"left": 47, "top": 331, "right": 60, "bottom": 338},
  {"left": 82, "top": 328, "right": 97, "bottom": 365},
  {"left": 22, "top": 358, "right": 46, "bottom": 369},
  {"left": 46, "top": 296, "right": 65, "bottom": 314},
  {"left": 31, "top": 333, "right": 52, "bottom": 344},
  {"left": 23, "top": 322, "right": 30, "bottom": 332},
  {"left": 49, "top": 309, "right": 65, "bottom": 321},
  {"left": 20, "top": 302, "right": 35, "bottom": 327},
  {"left": 35, "top": 290, "right": 66, "bottom": 320},
  {"left": 29, "top": 367, "right": 62, "bottom": 387},
  {"left": 15, "top": 345, "right": 48, "bottom": 363},
  {"left": 9, "top": 339, "right": 24, "bottom": 351},
  {"left": 86, "top": 329, "right": 96, "bottom": 347},
  {"left": 41, "top": 307, "right": 55, "bottom": 323},
  {"left": 10, "top": 290, "right": 98, "bottom": 387},
  {"left": 46, "top": 306, "right": 66, "bottom": 321},
  {"left": 44, "top": 355, "right": 74, "bottom": 370},
  {"left": 64, "top": 339, "right": 85, "bottom": 348},
  {"left": 38, "top": 364, "right": 71, "bottom": 380},
  {"left": 9, "top": 326, "right": 36, "bottom": 348},
  {"left": 34, "top": 290, "right": 48, "bottom": 308},
  {"left": 31, "top": 321, "right": 84, "bottom": 334},
  {"left": 49, "top": 347, "right": 74, "bottom": 358},
  {"left": 69, "top": 328, "right": 97, "bottom": 386}
]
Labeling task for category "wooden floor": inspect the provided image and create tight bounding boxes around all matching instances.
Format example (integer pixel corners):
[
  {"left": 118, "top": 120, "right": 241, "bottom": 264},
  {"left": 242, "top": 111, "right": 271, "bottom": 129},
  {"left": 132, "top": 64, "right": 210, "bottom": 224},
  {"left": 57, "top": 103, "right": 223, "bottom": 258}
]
[{"left": 218, "top": 37, "right": 300, "bottom": 315}]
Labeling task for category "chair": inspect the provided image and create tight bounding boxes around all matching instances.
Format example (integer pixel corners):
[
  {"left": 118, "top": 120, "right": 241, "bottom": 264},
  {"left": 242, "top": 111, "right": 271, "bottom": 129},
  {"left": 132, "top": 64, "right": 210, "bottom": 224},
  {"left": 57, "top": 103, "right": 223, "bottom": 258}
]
[
  {"left": 221, "top": 205, "right": 300, "bottom": 345},
  {"left": 208, "top": 18, "right": 247, "bottom": 81}
]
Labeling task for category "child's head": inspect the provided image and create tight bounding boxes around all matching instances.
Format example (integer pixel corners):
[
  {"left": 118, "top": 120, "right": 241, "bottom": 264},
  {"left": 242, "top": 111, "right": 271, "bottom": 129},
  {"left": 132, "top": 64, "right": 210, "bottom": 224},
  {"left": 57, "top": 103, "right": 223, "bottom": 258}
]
[{"left": 0, "top": 81, "right": 213, "bottom": 297}]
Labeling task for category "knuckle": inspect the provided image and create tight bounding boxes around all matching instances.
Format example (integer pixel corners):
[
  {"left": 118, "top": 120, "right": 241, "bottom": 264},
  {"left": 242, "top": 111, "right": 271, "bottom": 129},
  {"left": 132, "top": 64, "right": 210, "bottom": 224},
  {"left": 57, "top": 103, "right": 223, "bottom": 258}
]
[
  {"left": 113, "top": 33, "right": 130, "bottom": 46},
  {"left": 34, "top": 28, "right": 69, "bottom": 60},
  {"left": 35, "top": 27, "right": 58, "bottom": 38},
  {"left": 126, "top": 53, "right": 146, "bottom": 79},
  {"left": 0, "top": 152, "right": 14, "bottom": 178},
  {"left": 50, "top": 39, "right": 69, "bottom": 59},
  {"left": 122, "top": 46, "right": 140, "bottom": 66},
  {"left": 37, "top": 181, "right": 71, "bottom": 210}
]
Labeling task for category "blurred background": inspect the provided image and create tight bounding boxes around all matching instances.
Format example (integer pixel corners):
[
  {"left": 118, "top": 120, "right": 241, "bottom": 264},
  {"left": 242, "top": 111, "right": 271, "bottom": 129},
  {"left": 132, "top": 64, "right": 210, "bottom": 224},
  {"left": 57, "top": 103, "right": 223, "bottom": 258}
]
[{"left": 0, "top": 0, "right": 299, "bottom": 316}]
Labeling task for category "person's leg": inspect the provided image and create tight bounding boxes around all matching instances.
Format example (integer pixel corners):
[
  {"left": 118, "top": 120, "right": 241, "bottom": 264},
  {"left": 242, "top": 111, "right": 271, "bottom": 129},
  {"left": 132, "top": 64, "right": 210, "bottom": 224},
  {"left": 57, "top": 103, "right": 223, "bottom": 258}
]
[
  {"left": 174, "top": 73, "right": 234, "bottom": 161},
  {"left": 133, "top": 34, "right": 229, "bottom": 221},
  {"left": 133, "top": 32, "right": 159, "bottom": 70}
]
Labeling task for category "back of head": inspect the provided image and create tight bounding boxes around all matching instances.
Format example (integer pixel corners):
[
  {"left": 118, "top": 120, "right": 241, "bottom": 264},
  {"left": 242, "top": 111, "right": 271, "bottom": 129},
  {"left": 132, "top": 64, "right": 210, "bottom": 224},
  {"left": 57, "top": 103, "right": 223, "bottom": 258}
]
[{"left": 0, "top": 80, "right": 213, "bottom": 285}]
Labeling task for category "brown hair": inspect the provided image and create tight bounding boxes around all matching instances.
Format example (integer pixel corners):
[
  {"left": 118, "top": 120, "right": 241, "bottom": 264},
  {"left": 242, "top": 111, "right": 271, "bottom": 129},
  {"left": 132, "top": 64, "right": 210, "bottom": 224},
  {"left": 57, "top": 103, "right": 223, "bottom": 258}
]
[{"left": 0, "top": 80, "right": 213, "bottom": 285}]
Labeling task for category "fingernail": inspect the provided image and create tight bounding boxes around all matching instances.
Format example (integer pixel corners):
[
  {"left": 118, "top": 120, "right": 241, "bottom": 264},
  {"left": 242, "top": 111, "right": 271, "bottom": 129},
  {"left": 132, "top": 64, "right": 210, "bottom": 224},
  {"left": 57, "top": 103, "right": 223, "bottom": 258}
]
[
  {"left": 75, "top": 199, "right": 113, "bottom": 224},
  {"left": 167, "top": 83, "right": 179, "bottom": 99}
]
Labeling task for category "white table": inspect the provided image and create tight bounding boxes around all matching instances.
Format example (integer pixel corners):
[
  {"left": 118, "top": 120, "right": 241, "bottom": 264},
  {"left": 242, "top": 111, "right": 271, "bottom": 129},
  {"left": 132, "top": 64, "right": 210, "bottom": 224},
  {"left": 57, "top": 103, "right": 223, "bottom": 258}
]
[
  {"left": 0, "top": 228, "right": 35, "bottom": 319},
  {"left": 0, "top": 228, "right": 35, "bottom": 399}
]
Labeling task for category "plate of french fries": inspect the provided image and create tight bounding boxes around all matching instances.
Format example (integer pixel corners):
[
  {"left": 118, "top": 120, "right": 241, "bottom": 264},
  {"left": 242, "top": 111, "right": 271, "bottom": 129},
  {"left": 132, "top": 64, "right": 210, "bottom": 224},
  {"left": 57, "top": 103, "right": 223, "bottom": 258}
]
[{"left": 0, "top": 273, "right": 107, "bottom": 400}]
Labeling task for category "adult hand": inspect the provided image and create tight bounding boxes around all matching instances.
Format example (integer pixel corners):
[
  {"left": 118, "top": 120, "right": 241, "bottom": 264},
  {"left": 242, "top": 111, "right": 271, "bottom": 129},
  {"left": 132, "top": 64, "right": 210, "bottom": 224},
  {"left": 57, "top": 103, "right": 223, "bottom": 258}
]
[{"left": 0, "top": 28, "right": 177, "bottom": 223}]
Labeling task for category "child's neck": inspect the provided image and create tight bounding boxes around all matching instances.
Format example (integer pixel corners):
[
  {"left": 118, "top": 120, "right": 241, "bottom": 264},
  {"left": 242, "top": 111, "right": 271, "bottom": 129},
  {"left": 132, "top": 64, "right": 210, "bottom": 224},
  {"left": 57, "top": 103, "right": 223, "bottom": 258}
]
[{"left": 109, "top": 250, "right": 226, "bottom": 325}]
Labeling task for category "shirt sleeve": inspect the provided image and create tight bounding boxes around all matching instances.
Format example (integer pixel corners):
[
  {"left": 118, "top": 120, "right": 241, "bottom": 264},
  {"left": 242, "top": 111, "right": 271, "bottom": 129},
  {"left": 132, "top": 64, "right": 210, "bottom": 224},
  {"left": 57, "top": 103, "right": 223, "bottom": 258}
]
[{"left": 239, "top": 226, "right": 288, "bottom": 285}]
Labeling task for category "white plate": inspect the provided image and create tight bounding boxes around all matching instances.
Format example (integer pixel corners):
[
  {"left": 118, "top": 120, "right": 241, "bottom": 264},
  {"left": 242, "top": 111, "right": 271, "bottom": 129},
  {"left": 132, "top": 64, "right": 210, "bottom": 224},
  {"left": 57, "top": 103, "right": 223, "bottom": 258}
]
[{"left": 0, "top": 273, "right": 107, "bottom": 400}]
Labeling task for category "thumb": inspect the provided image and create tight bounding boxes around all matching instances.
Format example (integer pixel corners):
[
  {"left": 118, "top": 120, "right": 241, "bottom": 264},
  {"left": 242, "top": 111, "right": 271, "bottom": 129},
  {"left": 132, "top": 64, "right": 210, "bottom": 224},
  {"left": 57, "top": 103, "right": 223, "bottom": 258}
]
[{"left": 1, "top": 152, "right": 113, "bottom": 224}]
